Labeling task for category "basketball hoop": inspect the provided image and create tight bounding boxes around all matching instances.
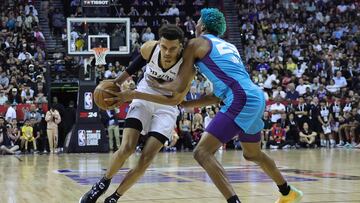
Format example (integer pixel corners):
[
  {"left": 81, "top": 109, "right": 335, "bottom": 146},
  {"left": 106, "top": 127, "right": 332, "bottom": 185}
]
[{"left": 91, "top": 47, "right": 109, "bottom": 65}]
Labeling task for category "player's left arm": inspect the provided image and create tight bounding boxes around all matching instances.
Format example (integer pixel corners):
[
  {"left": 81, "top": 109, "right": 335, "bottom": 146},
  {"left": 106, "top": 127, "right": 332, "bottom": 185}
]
[{"left": 180, "top": 94, "right": 221, "bottom": 108}]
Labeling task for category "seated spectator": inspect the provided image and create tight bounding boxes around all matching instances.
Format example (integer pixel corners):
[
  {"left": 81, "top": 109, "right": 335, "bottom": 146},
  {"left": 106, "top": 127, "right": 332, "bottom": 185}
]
[
  {"left": 286, "top": 83, "right": 300, "bottom": 101},
  {"left": 0, "top": 90, "right": 8, "bottom": 105},
  {"left": 20, "top": 119, "right": 37, "bottom": 153},
  {"left": 168, "top": 4, "right": 180, "bottom": 16},
  {"left": 272, "top": 85, "right": 286, "bottom": 100},
  {"left": 192, "top": 113, "right": 204, "bottom": 146},
  {"left": 299, "top": 122, "right": 317, "bottom": 148},
  {"left": 286, "top": 112, "right": 299, "bottom": 147},
  {"left": 0, "top": 117, "right": 19, "bottom": 155},
  {"left": 141, "top": 27, "right": 155, "bottom": 42},
  {"left": 333, "top": 71, "right": 347, "bottom": 88},
  {"left": 204, "top": 109, "right": 214, "bottom": 128},
  {"left": 295, "top": 78, "right": 311, "bottom": 96},
  {"left": 177, "top": 113, "right": 193, "bottom": 151},
  {"left": 266, "top": 120, "right": 289, "bottom": 149},
  {"left": 269, "top": 96, "right": 286, "bottom": 123}
]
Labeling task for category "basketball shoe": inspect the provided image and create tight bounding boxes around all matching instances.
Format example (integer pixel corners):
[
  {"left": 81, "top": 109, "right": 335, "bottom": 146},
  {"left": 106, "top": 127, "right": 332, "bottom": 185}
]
[
  {"left": 275, "top": 186, "right": 303, "bottom": 203},
  {"left": 104, "top": 196, "right": 118, "bottom": 203},
  {"left": 79, "top": 177, "right": 111, "bottom": 203}
]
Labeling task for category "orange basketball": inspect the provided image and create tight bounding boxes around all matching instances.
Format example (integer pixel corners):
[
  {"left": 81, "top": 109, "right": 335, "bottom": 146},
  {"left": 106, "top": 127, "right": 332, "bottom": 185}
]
[{"left": 94, "top": 81, "right": 121, "bottom": 110}]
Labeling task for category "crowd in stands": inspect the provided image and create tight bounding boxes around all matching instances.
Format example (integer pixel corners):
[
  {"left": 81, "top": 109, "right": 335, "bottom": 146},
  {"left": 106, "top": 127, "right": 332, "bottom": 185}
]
[
  {"left": 235, "top": 0, "right": 360, "bottom": 149},
  {"left": 0, "top": 0, "right": 56, "bottom": 155}
]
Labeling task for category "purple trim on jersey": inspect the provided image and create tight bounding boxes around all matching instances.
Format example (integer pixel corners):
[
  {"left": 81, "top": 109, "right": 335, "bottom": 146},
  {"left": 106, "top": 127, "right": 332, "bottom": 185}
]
[
  {"left": 206, "top": 112, "right": 260, "bottom": 143},
  {"left": 200, "top": 37, "right": 247, "bottom": 119}
]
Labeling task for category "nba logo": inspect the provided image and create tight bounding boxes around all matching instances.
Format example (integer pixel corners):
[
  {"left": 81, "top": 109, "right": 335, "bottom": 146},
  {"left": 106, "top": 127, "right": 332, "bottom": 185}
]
[
  {"left": 78, "top": 130, "right": 86, "bottom": 146},
  {"left": 84, "top": 92, "right": 93, "bottom": 110}
]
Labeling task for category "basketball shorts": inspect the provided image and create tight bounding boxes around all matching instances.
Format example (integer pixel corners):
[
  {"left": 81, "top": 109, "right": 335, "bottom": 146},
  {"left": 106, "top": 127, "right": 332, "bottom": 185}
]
[{"left": 125, "top": 99, "right": 179, "bottom": 142}]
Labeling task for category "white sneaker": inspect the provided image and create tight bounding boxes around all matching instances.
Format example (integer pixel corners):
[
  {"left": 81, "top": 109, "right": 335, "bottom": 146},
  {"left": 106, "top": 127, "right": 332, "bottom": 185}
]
[
  {"left": 282, "top": 144, "right": 291, "bottom": 149},
  {"left": 270, "top": 145, "right": 278, "bottom": 149}
]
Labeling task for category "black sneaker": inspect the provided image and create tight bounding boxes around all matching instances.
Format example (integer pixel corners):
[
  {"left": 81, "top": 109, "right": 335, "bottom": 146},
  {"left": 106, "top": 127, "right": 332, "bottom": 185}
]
[
  {"left": 104, "top": 196, "right": 118, "bottom": 203},
  {"left": 79, "top": 177, "right": 111, "bottom": 203}
]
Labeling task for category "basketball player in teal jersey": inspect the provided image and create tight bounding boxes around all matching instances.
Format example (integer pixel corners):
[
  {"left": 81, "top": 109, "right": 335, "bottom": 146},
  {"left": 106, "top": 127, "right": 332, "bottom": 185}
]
[{"left": 109, "top": 8, "right": 304, "bottom": 203}]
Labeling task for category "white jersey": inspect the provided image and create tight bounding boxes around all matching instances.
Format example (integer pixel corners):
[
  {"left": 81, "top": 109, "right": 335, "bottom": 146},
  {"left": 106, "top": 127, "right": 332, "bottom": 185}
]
[
  {"left": 136, "top": 45, "right": 182, "bottom": 96},
  {"left": 126, "top": 45, "right": 182, "bottom": 139}
]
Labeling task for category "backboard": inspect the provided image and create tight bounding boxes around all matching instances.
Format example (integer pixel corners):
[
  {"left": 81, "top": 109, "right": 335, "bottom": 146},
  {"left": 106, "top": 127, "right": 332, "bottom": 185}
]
[{"left": 67, "top": 17, "right": 130, "bottom": 55}]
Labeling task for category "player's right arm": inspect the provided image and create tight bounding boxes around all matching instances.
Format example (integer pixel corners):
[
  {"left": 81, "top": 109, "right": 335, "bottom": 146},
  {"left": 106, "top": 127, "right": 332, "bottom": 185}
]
[{"left": 113, "top": 40, "right": 157, "bottom": 86}]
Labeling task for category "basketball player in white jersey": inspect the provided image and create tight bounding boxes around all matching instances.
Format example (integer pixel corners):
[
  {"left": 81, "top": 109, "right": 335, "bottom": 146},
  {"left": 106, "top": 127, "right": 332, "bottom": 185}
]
[{"left": 80, "top": 25, "right": 193, "bottom": 203}]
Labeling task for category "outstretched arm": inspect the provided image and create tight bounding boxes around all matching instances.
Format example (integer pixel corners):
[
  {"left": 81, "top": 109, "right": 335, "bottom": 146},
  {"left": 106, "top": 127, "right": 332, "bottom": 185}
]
[{"left": 181, "top": 94, "right": 221, "bottom": 108}]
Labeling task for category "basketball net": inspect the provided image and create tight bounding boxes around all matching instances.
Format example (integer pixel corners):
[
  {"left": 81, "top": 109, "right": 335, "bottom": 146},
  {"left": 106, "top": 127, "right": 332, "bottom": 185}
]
[{"left": 91, "top": 47, "right": 109, "bottom": 65}]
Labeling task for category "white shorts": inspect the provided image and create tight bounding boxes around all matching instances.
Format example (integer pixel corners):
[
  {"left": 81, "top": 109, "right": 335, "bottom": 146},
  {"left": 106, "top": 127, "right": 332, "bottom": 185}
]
[{"left": 126, "top": 99, "right": 179, "bottom": 140}]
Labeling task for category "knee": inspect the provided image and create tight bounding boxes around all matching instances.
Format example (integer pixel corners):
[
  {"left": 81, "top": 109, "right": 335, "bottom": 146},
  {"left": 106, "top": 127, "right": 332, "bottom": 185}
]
[
  {"left": 136, "top": 154, "right": 156, "bottom": 172},
  {"left": 117, "top": 144, "right": 136, "bottom": 157},
  {"left": 243, "top": 151, "right": 263, "bottom": 162},
  {"left": 193, "top": 147, "right": 211, "bottom": 164}
]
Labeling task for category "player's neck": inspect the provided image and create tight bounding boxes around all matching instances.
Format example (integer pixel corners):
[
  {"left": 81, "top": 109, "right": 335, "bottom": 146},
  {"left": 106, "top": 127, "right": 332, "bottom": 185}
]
[{"left": 159, "top": 55, "right": 181, "bottom": 70}]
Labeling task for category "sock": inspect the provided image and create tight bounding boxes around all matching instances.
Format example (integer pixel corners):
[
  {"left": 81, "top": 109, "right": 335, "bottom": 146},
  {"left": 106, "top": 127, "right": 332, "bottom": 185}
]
[
  {"left": 278, "top": 182, "right": 291, "bottom": 196},
  {"left": 227, "top": 195, "right": 241, "bottom": 203},
  {"left": 330, "top": 139, "right": 335, "bottom": 145}
]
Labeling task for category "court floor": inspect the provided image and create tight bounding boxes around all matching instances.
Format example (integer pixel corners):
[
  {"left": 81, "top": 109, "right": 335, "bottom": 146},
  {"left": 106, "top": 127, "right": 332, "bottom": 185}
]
[{"left": 0, "top": 149, "right": 359, "bottom": 203}]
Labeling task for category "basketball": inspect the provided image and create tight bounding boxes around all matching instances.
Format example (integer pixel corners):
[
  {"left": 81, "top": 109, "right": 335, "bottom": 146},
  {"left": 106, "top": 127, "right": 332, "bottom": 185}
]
[{"left": 94, "top": 81, "right": 120, "bottom": 110}]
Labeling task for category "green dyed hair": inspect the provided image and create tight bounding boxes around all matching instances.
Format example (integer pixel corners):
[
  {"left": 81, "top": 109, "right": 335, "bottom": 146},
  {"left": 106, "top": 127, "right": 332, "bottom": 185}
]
[{"left": 200, "top": 8, "right": 226, "bottom": 36}]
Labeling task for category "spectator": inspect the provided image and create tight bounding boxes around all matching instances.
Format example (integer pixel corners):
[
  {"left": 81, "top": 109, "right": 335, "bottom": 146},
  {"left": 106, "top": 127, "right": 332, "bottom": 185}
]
[
  {"left": 101, "top": 109, "right": 120, "bottom": 152},
  {"left": 130, "top": 28, "right": 139, "bottom": 45},
  {"left": 272, "top": 85, "right": 286, "bottom": 100},
  {"left": 186, "top": 86, "right": 200, "bottom": 101},
  {"left": 52, "top": 8, "right": 65, "bottom": 37},
  {"left": 141, "top": 27, "right": 155, "bottom": 42},
  {"left": 294, "top": 96, "right": 309, "bottom": 128},
  {"left": 45, "top": 106, "right": 61, "bottom": 153},
  {"left": 286, "top": 83, "right": 300, "bottom": 101},
  {"left": 269, "top": 96, "right": 286, "bottom": 123},
  {"left": 177, "top": 113, "right": 193, "bottom": 151},
  {"left": 24, "top": 104, "right": 41, "bottom": 123},
  {"left": 295, "top": 78, "right": 310, "bottom": 96},
  {"left": 0, "top": 117, "right": 19, "bottom": 155},
  {"left": 5, "top": 102, "right": 16, "bottom": 122},
  {"left": 184, "top": 16, "right": 196, "bottom": 38},
  {"left": 333, "top": 71, "right": 347, "bottom": 88},
  {"left": 20, "top": 119, "right": 37, "bottom": 153},
  {"left": 168, "top": 4, "right": 180, "bottom": 16},
  {"left": 286, "top": 112, "right": 299, "bottom": 148},
  {"left": 317, "top": 99, "right": 334, "bottom": 147},
  {"left": 299, "top": 122, "right": 317, "bottom": 148},
  {"left": 0, "top": 89, "right": 8, "bottom": 105},
  {"left": 204, "top": 110, "right": 214, "bottom": 128},
  {"left": 266, "top": 120, "right": 289, "bottom": 149}
]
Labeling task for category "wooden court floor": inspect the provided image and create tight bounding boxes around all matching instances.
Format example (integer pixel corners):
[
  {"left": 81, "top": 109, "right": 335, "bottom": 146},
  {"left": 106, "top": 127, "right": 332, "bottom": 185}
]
[{"left": 1, "top": 149, "right": 360, "bottom": 203}]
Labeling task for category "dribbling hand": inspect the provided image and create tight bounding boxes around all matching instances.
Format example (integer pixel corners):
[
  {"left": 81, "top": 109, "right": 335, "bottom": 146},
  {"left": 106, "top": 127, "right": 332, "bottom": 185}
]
[{"left": 103, "top": 89, "right": 134, "bottom": 109}]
